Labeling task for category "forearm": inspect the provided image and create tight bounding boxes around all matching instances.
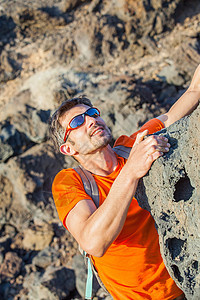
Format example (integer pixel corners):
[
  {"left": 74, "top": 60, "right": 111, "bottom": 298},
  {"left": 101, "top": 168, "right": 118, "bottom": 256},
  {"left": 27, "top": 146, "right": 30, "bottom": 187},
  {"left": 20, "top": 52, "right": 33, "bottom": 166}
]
[
  {"left": 81, "top": 164, "right": 139, "bottom": 256},
  {"left": 158, "top": 64, "right": 200, "bottom": 127},
  {"left": 165, "top": 89, "right": 200, "bottom": 126}
]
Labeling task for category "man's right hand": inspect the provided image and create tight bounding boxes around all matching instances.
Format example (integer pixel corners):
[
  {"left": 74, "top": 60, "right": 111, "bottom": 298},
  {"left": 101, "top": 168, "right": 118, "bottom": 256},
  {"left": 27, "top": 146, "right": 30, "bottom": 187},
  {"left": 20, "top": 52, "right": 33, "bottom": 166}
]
[{"left": 126, "top": 130, "right": 170, "bottom": 180}]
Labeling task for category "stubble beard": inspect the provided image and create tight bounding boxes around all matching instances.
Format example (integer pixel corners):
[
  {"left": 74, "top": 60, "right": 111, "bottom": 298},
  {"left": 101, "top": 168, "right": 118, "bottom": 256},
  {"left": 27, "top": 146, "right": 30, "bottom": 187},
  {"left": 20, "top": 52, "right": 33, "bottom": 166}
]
[
  {"left": 78, "top": 127, "right": 113, "bottom": 155},
  {"left": 91, "top": 129, "right": 112, "bottom": 151}
]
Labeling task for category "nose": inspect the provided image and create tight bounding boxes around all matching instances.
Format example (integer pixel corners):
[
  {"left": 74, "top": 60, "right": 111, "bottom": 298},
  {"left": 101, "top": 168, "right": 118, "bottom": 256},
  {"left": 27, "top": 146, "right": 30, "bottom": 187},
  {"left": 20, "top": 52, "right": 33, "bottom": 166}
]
[{"left": 85, "top": 115, "right": 97, "bottom": 128}]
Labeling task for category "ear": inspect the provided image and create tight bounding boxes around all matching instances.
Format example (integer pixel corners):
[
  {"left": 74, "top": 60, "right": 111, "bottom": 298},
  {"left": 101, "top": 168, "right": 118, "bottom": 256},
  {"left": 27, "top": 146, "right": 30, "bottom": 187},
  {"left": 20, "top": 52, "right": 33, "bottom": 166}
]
[{"left": 60, "top": 143, "right": 77, "bottom": 156}]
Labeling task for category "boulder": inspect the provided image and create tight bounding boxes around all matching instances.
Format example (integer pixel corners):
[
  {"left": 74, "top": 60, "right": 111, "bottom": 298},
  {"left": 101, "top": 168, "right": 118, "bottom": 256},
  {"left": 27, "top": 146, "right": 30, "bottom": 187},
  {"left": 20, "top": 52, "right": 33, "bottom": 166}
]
[
  {"left": 22, "top": 266, "right": 76, "bottom": 300},
  {"left": 22, "top": 224, "right": 54, "bottom": 251},
  {"left": 0, "top": 252, "right": 23, "bottom": 281},
  {"left": 32, "top": 246, "right": 61, "bottom": 269},
  {"left": 0, "top": 105, "right": 51, "bottom": 162},
  {"left": 158, "top": 64, "right": 185, "bottom": 86},
  {"left": 40, "top": 266, "right": 76, "bottom": 298},
  {"left": 136, "top": 105, "right": 200, "bottom": 299}
]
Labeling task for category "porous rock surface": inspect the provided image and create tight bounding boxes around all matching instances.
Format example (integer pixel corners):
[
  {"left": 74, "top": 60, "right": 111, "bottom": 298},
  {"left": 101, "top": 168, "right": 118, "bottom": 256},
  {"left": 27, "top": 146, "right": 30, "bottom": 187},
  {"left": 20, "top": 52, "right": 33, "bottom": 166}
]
[{"left": 136, "top": 105, "right": 200, "bottom": 299}]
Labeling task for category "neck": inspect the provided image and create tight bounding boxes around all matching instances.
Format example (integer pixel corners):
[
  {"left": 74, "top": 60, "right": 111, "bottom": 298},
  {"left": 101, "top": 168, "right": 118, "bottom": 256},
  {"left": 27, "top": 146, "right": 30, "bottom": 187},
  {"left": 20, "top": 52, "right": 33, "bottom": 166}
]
[{"left": 77, "top": 145, "right": 118, "bottom": 176}]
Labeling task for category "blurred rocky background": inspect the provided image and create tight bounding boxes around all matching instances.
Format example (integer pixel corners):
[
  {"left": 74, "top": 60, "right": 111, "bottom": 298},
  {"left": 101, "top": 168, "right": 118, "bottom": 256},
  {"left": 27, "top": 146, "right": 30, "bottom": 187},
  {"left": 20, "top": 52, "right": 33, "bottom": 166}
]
[{"left": 0, "top": 0, "right": 199, "bottom": 299}]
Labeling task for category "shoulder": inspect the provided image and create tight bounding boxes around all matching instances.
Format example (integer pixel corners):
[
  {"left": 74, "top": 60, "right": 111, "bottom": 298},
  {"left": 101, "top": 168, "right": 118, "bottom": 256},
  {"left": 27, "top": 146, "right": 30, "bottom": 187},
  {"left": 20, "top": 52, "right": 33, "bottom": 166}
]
[
  {"left": 52, "top": 168, "right": 93, "bottom": 228},
  {"left": 53, "top": 168, "right": 84, "bottom": 187},
  {"left": 52, "top": 168, "right": 87, "bottom": 201}
]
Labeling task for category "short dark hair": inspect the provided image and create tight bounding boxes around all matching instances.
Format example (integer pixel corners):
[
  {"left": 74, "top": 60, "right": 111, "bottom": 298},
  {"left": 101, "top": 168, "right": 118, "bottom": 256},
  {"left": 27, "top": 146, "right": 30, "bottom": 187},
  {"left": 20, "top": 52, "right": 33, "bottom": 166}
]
[{"left": 49, "top": 95, "right": 93, "bottom": 151}]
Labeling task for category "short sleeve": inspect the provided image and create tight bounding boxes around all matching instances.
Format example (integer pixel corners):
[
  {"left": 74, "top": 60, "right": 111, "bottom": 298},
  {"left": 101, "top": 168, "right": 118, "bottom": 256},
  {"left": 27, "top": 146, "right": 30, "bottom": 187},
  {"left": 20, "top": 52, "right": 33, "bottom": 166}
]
[
  {"left": 52, "top": 168, "right": 92, "bottom": 229},
  {"left": 114, "top": 118, "right": 165, "bottom": 148},
  {"left": 134, "top": 118, "right": 165, "bottom": 136}
]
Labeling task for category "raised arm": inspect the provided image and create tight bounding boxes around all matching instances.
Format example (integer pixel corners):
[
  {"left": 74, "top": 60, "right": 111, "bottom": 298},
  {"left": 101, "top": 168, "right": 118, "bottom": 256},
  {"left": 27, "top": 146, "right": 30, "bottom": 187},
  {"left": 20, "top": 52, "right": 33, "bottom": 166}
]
[{"left": 157, "top": 64, "right": 200, "bottom": 127}]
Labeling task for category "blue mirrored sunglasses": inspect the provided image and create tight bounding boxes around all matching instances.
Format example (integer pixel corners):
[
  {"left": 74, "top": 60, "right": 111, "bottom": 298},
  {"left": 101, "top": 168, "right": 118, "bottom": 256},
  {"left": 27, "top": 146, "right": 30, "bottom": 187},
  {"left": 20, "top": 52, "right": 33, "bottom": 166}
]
[{"left": 64, "top": 107, "right": 100, "bottom": 142}]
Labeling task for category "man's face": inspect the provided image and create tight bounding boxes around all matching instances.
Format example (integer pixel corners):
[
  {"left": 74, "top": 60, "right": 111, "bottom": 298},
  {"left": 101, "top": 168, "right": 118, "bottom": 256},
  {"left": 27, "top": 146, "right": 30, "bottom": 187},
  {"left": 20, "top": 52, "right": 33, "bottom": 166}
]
[{"left": 59, "top": 104, "right": 112, "bottom": 155}]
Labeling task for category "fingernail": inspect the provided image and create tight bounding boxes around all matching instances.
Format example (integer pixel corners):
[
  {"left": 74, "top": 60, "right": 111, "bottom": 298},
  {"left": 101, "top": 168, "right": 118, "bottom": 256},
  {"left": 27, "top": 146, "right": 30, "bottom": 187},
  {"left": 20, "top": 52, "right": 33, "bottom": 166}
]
[
  {"left": 167, "top": 143, "right": 170, "bottom": 147},
  {"left": 165, "top": 147, "right": 169, "bottom": 151}
]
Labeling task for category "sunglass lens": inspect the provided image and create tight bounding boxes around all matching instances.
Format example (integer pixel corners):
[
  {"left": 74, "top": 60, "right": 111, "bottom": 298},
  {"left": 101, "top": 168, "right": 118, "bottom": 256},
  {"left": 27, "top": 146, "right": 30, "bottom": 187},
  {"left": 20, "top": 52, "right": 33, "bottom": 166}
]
[
  {"left": 87, "top": 108, "right": 100, "bottom": 117},
  {"left": 70, "top": 115, "right": 84, "bottom": 128},
  {"left": 69, "top": 108, "right": 100, "bottom": 130}
]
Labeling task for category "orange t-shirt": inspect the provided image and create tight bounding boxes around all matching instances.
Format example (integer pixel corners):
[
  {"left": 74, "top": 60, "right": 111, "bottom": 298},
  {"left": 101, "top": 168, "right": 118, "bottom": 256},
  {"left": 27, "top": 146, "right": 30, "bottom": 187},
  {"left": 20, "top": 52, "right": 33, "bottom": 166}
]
[{"left": 52, "top": 118, "right": 183, "bottom": 300}]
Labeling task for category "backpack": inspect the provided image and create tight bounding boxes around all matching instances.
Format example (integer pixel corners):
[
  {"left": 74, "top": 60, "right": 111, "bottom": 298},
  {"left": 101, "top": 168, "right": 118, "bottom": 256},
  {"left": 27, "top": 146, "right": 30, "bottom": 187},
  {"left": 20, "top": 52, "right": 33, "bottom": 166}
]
[{"left": 73, "top": 145, "right": 131, "bottom": 299}]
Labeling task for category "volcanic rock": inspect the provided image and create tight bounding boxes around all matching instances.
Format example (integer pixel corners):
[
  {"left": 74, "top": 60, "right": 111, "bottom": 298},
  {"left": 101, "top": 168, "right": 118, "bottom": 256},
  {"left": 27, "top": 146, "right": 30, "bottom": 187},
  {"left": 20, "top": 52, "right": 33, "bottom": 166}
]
[{"left": 136, "top": 104, "right": 200, "bottom": 299}]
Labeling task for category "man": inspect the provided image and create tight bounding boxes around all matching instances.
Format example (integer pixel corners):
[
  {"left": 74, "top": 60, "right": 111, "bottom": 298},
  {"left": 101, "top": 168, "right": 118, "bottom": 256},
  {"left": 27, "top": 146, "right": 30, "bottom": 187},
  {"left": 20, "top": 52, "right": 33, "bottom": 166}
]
[{"left": 49, "top": 64, "right": 200, "bottom": 300}]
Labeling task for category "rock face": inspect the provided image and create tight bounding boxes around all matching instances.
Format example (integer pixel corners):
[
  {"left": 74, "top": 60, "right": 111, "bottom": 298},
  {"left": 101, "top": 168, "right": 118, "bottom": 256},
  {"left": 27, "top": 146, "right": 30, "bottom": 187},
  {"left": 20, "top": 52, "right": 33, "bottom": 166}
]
[{"left": 136, "top": 105, "right": 200, "bottom": 299}]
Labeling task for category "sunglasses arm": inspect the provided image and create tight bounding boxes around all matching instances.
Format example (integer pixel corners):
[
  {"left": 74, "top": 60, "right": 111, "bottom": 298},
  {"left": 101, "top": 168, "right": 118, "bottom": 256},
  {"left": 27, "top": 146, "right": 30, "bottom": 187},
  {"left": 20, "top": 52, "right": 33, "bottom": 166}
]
[{"left": 64, "top": 127, "right": 70, "bottom": 143}]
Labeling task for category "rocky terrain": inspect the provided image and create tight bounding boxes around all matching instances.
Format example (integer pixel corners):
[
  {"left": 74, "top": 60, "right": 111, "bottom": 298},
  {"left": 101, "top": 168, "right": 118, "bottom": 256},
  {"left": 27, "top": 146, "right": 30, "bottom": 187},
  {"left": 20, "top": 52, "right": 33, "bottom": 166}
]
[{"left": 0, "top": 0, "right": 200, "bottom": 299}]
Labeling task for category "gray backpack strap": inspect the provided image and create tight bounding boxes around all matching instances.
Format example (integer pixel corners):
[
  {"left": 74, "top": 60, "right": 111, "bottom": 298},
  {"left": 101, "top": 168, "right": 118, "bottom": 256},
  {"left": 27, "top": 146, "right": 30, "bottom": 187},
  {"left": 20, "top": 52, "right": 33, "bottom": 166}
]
[
  {"left": 73, "top": 166, "right": 109, "bottom": 299},
  {"left": 113, "top": 145, "right": 131, "bottom": 159},
  {"left": 74, "top": 145, "right": 131, "bottom": 206},
  {"left": 73, "top": 165, "right": 100, "bottom": 208}
]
